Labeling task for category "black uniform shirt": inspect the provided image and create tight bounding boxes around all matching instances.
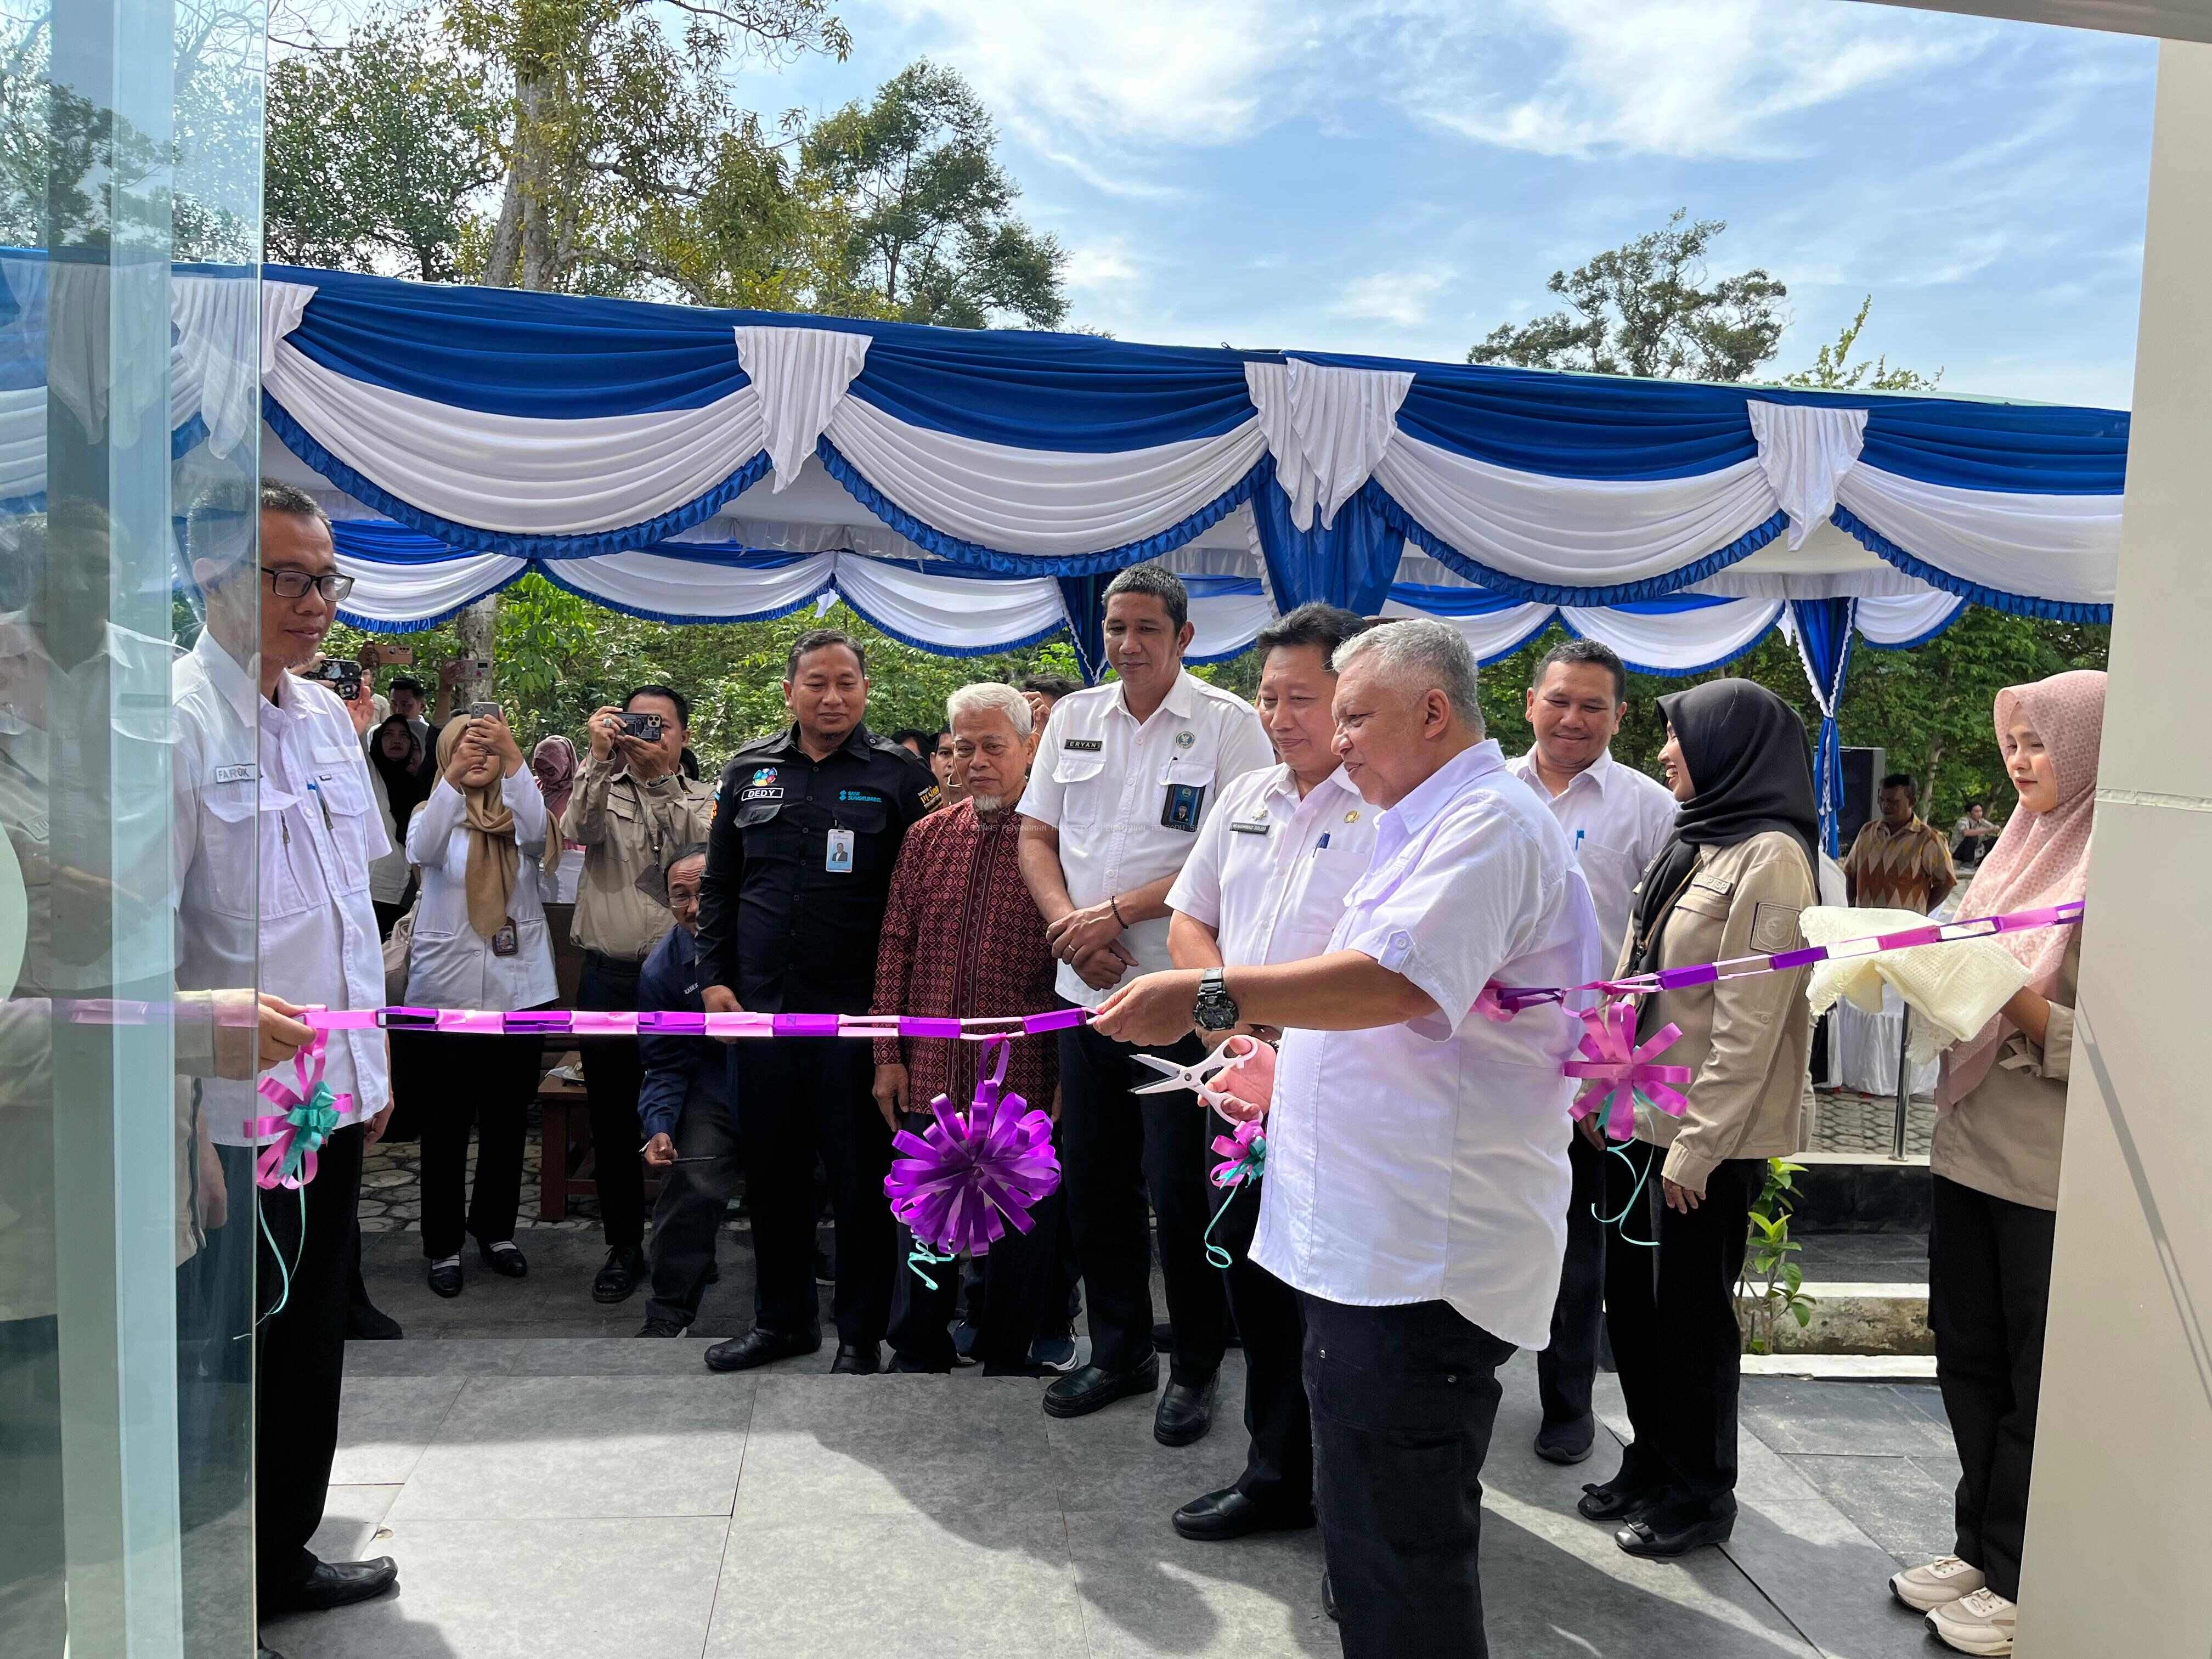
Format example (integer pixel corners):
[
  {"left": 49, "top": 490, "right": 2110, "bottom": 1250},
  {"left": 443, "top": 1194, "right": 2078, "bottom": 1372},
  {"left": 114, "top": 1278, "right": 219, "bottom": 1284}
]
[{"left": 695, "top": 722, "right": 939, "bottom": 1013}]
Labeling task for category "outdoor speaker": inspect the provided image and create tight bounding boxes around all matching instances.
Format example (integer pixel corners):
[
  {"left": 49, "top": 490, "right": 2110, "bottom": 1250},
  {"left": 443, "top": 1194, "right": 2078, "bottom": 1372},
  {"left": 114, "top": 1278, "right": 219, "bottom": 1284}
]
[{"left": 1838, "top": 746, "right": 1886, "bottom": 850}]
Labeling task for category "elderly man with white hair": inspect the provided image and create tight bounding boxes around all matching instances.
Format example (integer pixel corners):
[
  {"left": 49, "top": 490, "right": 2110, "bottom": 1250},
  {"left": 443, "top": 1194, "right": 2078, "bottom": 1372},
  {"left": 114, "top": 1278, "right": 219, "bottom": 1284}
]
[
  {"left": 1095, "top": 619, "right": 1603, "bottom": 1659},
  {"left": 872, "top": 681, "right": 1065, "bottom": 1374}
]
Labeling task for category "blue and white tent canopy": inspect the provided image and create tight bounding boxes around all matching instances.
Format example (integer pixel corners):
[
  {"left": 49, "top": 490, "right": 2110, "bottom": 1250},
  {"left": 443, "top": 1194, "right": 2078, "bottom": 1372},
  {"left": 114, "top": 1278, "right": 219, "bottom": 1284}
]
[{"left": 0, "top": 251, "right": 2124, "bottom": 685}]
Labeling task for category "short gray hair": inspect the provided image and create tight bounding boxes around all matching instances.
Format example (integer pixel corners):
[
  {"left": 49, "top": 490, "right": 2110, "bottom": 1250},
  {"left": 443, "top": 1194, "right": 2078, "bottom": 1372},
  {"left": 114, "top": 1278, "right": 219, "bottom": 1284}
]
[
  {"left": 946, "top": 681, "right": 1033, "bottom": 738},
  {"left": 1333, "top": 619, "right": 1485, "bottom": 734}
]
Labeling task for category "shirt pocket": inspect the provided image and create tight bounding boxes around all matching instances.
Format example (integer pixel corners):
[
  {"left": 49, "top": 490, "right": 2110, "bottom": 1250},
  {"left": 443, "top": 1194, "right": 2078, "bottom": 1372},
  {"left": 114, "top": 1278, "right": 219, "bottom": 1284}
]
[
  {"left": 1662, "top": 874, "right": 1735, "bottom": 965},
  {"left": 1051, "top": 751, "right": 1109, "bottom": 825},
  {"left": 311, "top": 746, "right": 377, "bottom": 882},
  {"left": 193, "top": 784, "right": 261, "bottom": 918}
]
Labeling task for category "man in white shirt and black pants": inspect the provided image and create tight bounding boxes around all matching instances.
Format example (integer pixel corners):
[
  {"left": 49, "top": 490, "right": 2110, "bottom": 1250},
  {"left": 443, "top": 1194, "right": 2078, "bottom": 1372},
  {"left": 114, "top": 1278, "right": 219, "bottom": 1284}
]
[
  {"left": 1162, "top": 603, "right": 1379, "bottom": 1543},
  {"left": 177, "top": 481, "right": 400, "bottom": 1622},
  {"left": 1018, "top": 567, "right": 1274, "bottom": 1444},
  {"left": 1095, "top": 620, "right": 1602, "bottom": 1658},
  {"left": 1508, "top": 638, "right": 1677, "bottom": 1466}
]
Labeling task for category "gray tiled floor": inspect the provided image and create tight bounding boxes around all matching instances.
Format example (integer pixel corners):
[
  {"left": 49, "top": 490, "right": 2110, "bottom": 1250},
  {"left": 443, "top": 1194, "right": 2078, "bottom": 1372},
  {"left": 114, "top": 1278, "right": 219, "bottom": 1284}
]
[{"left": 272, "top": 1341, "right": 1949, "bottom": 1659}]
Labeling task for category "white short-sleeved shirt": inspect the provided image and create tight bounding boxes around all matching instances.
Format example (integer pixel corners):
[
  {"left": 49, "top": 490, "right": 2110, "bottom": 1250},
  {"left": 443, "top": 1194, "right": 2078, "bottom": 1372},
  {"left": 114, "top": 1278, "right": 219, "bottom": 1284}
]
[
  {"left": 1017, "top": 670, "right": 1273, "bottom": 1008},
  {"left": 1165, "top": 764, "right": 1377, "bottom": 968},
  {"left": 1251, "top": 740, "right": 1604, "bottom": 1348},
  {"left": 173, "top": 631, "right": 392, "bottom": 1147},
  {"left": 405, "top": 771, "right": 559, "bottom": 1012},
  {"left": 1506, "top": 749, "right": 1677, "bottom": 972}
]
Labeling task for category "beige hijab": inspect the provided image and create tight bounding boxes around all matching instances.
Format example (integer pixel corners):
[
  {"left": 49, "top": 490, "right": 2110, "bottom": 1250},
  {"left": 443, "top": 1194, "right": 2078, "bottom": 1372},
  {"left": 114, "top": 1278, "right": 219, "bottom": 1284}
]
[{"left": 422, "top": 719, "right": 521, "bottom": 940}]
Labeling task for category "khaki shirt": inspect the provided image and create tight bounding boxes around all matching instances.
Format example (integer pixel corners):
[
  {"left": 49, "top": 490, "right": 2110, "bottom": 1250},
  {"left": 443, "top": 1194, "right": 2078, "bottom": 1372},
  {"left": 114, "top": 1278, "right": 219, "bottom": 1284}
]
[
  {"left": 560, "top": 755, "right": 715, "bottom": 962},
  {"left": 1626, "top": 832, "right": 1815, "bottom": 1192},
  {"left": 1932, "top": 929, "right": 2075, "bottom": 1211}
]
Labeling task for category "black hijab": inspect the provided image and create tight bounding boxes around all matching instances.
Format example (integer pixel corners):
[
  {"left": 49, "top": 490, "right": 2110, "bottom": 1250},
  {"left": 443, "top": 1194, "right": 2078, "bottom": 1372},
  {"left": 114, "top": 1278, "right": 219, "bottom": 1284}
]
[
  {"left": 1627, "top": 678, "right": 1820, "bottom": 975},
  {"left": 367, "top": 715, "right": 432, "bottom": 838}
]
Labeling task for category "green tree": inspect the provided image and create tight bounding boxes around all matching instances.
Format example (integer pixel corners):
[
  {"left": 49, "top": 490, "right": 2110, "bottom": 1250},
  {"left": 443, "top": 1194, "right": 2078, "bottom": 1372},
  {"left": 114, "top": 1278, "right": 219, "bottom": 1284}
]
[
  {"left": 799, "top": 58, "right": 1067, "bottom": 329},
  {"left": 264, "top": 9, "right": 503, "bottom": 279},
  {"left": 1468, "top": 209, "right": 1787, "bottom": 383},
  {"left": 1779, "top": 295, "right": 1942, "bottom": 394}
]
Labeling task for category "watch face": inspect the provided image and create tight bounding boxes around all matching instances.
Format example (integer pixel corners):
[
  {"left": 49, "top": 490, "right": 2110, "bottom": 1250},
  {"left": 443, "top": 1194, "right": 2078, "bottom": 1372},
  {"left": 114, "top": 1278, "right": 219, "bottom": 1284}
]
[{"left": 1194, "top": 988, "right": 1238, "bottom": 1031}]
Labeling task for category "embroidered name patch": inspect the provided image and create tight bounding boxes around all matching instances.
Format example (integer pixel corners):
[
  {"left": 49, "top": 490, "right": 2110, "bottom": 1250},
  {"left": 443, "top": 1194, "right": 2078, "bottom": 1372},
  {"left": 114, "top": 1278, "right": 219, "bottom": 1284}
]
[
  {"left": 213, "top": 763, "right": 258, "bottom": 785},
  {"left": 740, "top": 786, "right": 784, "bottom": 802},
  {"left": 1228, "top": 820, "right": 1271, "bottom": 836},
  {"left": 1063, "top": 738, "right": 1104, "bottom": 752}
]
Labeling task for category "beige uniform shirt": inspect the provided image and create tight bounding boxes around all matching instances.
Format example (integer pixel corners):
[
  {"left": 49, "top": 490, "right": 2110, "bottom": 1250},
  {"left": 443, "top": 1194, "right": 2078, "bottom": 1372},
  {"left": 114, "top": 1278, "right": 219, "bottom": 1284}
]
[
  {"left": 560, "top": 755, "right": 716, "bottom": 962},
  {"left": 1933, "top": 930, "right": 2076, "bottom": 1212}
]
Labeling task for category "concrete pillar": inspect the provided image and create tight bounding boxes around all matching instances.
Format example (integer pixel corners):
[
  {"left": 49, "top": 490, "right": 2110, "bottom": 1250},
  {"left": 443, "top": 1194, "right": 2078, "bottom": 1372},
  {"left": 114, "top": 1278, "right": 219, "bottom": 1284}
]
[{"left": 2016, "top": 36, "right": 2212, "bottom": 1659}]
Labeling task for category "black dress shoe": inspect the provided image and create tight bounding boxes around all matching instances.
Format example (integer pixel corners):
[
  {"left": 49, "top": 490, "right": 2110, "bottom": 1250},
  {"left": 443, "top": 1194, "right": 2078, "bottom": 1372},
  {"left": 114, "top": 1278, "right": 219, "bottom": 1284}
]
[
  {"left": 703, "top": 1326, "right": 823, "bottom": 1373},
  {"left": 346, "top": 1301, "right": 403, "bottom": 1341},
  {"left": 1535, "top": 1413, "right": 1596, "bottom": 1465},
  {"left": 593, "top": 1245, "right": 647, "bottom": 1304},
  {"left": 426, "top": 1261, "right": 462, "bottom": 1299},
  {"left": 1154, "top": 1373, "right": 1218, "bottom": 1447},
  {"left": 478, "top": 1240, "right": 528, "bottom": 1279},
  {"left": 831, "top": 1341, "right": 882, "bottom": 1375},
  {"left": 262, "top": 1556, "right": 399, "bottom": 1614},
  {"left": 636, "top": 1317, "right": 686, "bottom": 1338},
  {"left": 1616, "top": 1503, "right": 1736, "bottom": 1558},
  {"left": 1322, "top": 1575, "right": 1339, "bottom": 1622},
  {"left": 1041, "top": 1357, "right": 1159, "bottom": 1419},
  {"left": 1577, "top": 1472, "right": 1662, "bottom": 1522},
  {"left": 1172, "top": 1486, "right": 1316, "bottom": 1541}
]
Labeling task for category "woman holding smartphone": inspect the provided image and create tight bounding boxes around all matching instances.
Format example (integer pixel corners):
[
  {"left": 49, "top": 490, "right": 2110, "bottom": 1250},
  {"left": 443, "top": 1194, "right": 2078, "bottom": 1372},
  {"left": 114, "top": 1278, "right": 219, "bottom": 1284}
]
[{"left": 403, "top": 710, "right": 556, "bottom": 1296}]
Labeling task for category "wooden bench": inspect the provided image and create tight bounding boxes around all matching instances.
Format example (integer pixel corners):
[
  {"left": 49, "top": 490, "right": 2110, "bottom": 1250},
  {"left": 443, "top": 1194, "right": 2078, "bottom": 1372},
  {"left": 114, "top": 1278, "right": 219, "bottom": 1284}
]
[{"left": 535, "top": 1051, "right": 597, "bottom": 1222}]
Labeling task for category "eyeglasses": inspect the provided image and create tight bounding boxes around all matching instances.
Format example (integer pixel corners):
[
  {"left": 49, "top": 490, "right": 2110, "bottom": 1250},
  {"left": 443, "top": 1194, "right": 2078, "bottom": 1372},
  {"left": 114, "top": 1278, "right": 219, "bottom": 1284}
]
[{"left": 262, "top": 566, "right": 355, "bottom": 603}]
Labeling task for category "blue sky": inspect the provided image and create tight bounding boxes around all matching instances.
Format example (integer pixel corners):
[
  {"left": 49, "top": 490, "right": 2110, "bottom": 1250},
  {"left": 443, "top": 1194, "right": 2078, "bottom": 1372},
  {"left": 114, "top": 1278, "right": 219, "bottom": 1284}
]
[{"left": 724, "top": 0, "right": 2156, "bottom": 408}]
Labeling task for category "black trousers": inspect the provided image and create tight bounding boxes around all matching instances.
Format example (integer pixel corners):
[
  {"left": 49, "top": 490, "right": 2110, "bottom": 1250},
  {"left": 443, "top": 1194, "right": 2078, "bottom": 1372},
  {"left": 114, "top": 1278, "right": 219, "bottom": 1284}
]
[
  {"left": 577, "top": 953, "right": 649, "bottom": 1253},
  {"left": 1208, "top": 1107, "right": 1312, "bottom": 1509},
  {"left": 889, "top": 1112, "right": 1064, "bottom": 1374},
  {"left": 1930, "top": 1173, "right": 2056, "bottom": 1602},
  {"left": 643, "top": 1090, "right": 744, "bottom": 1329},
  {"left": 218, "top": 1127, "right": 365, "bottom": 1602},
  {"left": 1057, "top": 1020, "right": 1227, "bottom": 1383},
  {"left": 1538, "top": 1128, "right": 1608, "bottom": 1430},
  {"left": 736, "top": 1035, "right": 892, "bottom": 1346},
  {"left": 0, "top": 1314, "right": 63, "bottom": 1647},
  {"left": 411, "top": 1028, "right": 544, "bottom": 1261},
  {"left": 1301, "top": 1294, "right": 1515, "bottom": 1659},
  {"left": 1603, "top": 1142, "right": 1761, "bottom": 1522}
]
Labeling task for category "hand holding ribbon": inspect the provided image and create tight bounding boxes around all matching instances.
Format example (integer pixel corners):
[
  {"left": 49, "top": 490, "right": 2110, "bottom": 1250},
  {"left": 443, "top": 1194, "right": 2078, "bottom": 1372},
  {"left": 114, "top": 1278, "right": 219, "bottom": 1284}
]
[
  {"left": 1563, "top": 999, "right": 1691, "bottom": 1143},
  {"left": 246, "top": 1026, "right": 351, "bottom": 1190}
]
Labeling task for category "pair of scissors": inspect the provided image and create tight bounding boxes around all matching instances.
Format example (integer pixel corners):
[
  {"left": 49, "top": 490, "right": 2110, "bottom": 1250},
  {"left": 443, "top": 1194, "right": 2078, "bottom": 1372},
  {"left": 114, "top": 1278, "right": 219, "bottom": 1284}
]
[{"left": 1130, "top": 1045, "right": 1246, "bottom": 1098}]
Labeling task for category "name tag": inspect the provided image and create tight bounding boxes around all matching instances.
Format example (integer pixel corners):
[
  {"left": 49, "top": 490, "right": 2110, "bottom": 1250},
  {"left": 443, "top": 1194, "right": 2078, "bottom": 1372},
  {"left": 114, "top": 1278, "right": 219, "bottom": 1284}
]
[
  {"left": 1161, "top": 782, "right": 1205, "bottom": 833},
  {"left": 491, "top": 922, "right": 518, "bottom": 957},
  {"left": 1228, "top": 820, "right": 1271, "bottom": 836},
  {"left": 741, "top": 786, "right": 783, "bottom": 802},
  {"left": 1063, "top": 738, "right": 1104, "bottom": 752},
  {"left": 826, "top": 828, "right": 855, "bottom": 873},
  {"left": 213, "top": 763, "right": 258, "bottom": 785}
]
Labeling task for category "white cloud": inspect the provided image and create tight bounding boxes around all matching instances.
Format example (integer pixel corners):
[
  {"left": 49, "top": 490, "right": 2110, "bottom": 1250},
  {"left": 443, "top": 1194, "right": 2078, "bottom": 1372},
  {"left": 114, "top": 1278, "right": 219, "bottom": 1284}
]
[
  {"left": 1061, "top": 237, "right": 1142, "bottom": 294},
  {"left": 1391, "top": 0, "right": 1994, "bottom": 161},
  {"left": 1333, "top": 269, "right": 1450, "bottom": 329}
]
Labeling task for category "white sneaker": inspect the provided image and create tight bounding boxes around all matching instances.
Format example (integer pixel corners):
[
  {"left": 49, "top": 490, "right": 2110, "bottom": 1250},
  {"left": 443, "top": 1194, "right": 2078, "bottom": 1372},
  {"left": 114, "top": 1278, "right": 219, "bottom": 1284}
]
[
  {"left": 1891, "top": 1555, "right": 1987, "bottom": 1612},
  {"left": 1927, "top": 1587, "right": 2016, "bottom": 1656}
]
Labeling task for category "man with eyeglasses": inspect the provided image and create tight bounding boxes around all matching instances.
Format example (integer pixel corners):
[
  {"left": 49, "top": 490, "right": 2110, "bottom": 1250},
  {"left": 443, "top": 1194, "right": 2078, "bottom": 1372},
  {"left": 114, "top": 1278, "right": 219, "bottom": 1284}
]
[{"left": 173, "top": 478, "right": 400, "bottom": 1623}]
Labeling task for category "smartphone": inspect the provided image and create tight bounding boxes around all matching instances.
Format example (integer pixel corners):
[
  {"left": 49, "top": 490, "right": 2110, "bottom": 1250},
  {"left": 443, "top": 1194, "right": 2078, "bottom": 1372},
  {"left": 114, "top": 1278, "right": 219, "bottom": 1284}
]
[
  {"left": 469, "top": 699, "right": 504, "bottom": 719},
  {"left": 302, "top": 659, "right": 363, "bottom": 698},
  {"left": 617, "top": 711, "right": 664, "bottom": 741},
  {"left": 359, "top": 641, "right": 413, "bottom": 668}
]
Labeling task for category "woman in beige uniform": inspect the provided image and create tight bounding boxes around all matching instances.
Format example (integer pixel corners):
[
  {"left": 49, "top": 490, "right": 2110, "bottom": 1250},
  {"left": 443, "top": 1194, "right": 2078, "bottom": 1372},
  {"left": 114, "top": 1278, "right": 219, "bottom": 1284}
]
[{"left": 1894, "top": 669, "right": 2103, "bottom": 1659}]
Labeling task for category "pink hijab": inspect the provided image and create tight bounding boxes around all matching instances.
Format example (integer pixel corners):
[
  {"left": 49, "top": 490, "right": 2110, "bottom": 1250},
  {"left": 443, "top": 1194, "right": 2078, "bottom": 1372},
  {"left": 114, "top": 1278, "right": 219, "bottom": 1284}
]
[{"left": 1939, "top": 668, "right": 2105, "bottom": 1102}]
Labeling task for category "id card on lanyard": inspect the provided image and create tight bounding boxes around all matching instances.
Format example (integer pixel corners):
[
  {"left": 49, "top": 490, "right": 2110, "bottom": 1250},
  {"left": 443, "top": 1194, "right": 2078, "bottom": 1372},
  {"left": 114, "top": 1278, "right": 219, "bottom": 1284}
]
[{"left": 826, "top": 827, "right": 855, "bottom": 873}]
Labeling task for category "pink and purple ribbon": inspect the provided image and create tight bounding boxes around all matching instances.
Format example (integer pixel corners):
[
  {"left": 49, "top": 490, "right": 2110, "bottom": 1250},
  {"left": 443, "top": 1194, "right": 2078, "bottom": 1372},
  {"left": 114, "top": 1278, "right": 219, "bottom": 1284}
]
[
  {"left": 1563, "top": 1000, "right": 1692, "bottom": 1142},
  {"left": 883, "top": 1036, "right": 1062, "bottom": 1263},
  {"left": 245, "top": 1028, "right": 351, "bottom": 1190}
]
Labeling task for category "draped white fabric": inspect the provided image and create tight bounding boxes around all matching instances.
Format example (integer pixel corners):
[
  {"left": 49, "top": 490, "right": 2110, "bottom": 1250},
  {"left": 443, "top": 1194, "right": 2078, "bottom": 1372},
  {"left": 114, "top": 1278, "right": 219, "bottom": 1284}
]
[
  {"left": 733, "top": 324, "right": 870, "bottom": 492},
  {"left": 1186, "top": 587, "right": 1280, "bottom": 663},
  {"left": 1856, "top": 586, "right": 1967, "bottom": 646},
  {"left": 1372, "top": 435, "right": 1781, "bottom": 591},
  {"left": 556, "top": 550, "right": 834, "bottom": 622},
  {"left": 1833, "top": 466, "right": 2118, "bottom": 607},
  {"left": 173, "top": 274, "right": 309, "bottom": 459},
  {"left": 1244, "top": 359, "right": 1413, "bottom": 530},
  {"left": 337, "top": 550, "right": 528, "bottom": 625},
  {"left": 832, "top": 555, "right": 1065, "bottom": 649},
  {"left": 820, "top": 393, "right": 1267, "bottom": 558},
  {"left": 1378, "top": 596, "right": 1555, "bottom": 663},
  {"left": 1565, "top": 597, "right": 1784, "bottom": 672},
  {"left": 1747, "top": 400, "right": 1867, "bottom": 551}
]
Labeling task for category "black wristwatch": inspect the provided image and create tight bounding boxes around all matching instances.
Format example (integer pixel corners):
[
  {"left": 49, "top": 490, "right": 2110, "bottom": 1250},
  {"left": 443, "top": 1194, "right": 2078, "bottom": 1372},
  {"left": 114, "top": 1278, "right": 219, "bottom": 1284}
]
[{"left": 1193, "top": 967, "right": 1240, "bottom": 1032}]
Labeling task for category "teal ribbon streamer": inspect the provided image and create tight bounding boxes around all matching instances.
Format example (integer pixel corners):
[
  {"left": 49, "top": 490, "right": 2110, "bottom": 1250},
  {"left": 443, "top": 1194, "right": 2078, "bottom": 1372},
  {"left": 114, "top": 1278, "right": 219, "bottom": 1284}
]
[
  {"left": 1201, "top": 1137, "right": 1268, "bottom": 1270},
  {"left": 905, "top": 1238, "right": 957, "bottom": 1291}
]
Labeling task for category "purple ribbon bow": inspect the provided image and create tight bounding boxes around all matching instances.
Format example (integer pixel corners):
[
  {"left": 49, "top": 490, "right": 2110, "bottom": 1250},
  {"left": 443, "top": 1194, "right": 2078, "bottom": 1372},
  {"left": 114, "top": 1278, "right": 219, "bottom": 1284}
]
[
  {"left": 883, "top": 1037, "right": 1062, "bottom": 1258},
  {"left": 1562, "top": 999, "right": 1691, "bottom": 1142},
  {"left": 245, "top": 1028, "right": 352, "bottom": 1190}
]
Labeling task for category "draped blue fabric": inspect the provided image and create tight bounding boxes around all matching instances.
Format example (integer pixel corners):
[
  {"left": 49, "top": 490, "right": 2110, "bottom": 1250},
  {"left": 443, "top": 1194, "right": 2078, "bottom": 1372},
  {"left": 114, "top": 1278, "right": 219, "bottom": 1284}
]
[
  {"left": 1249, "top": 469, "right": 1405, "bottom": 614},
  {"left": 1054, "top": 572, "right": 1113, "bottom": 683},
  {"left": 1790, "top": 597, "right": 1857, "bottom": 857}
]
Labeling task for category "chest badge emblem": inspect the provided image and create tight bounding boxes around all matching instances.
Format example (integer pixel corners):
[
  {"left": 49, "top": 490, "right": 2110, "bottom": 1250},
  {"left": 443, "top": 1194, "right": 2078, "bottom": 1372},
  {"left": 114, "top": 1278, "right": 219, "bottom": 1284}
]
[
  {"left": 1174, "top": 730, "right": 1195, "bottom": 749},
  {"left": 751, "top": 767, "right": 777, "bottom": 787},
  {"left": 1345, "top": 810, "right": 1360, "bottom": 823}
]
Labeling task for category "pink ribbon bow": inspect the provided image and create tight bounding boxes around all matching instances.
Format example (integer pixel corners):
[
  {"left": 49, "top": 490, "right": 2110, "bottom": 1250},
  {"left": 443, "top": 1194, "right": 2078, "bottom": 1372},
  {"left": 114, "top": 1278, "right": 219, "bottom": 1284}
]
[
  {"left": 245, "top": 1029, "right": 352, "bottom": 1190},
  {"left": 1209, "top": 1118, "right": 1266, "bottom": 1190},
  {"left": 1562, "top": 998, "right": 1691, "bottom": 1142}
]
